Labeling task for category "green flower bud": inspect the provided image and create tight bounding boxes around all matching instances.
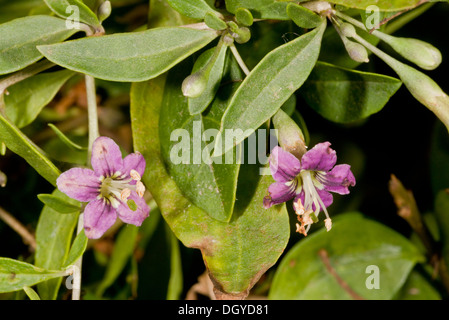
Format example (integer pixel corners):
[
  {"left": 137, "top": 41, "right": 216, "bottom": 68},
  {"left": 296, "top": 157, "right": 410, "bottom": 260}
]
[
  {"left": 235, "top": 7, "right": 253, "bottom": 27},
  {"left": 233, "top": 27, "right": 251, "bottom": 44},
  {"left": 342, "top": 38, "right": 369, "bottom": 63},
  {"left": 339, "top": 22, "right": 357, "bottom": 38},
  {"left": 98, "top": 1, "right": 112, "bottom": 23},
  {"left": 272, "top": 108, "right": 307, "bottom": 160},
  {"left": 363, "top": 29, "right": 442, "bottom": 70},
  {"left": 182, "top": 72, "right": 208, "bottom": 98}
]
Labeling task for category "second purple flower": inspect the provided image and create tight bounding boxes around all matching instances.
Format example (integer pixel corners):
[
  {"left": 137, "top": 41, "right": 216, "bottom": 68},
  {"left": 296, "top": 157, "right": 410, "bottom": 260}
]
[{"left": 264, "top": 142, "right": 356, "bottom": 236}]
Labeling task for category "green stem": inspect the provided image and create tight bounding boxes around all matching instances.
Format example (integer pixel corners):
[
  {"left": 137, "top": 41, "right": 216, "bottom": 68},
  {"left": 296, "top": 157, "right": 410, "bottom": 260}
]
[
  {"left": 86, "top": 75, "right": 100, "bottom": 165},
  {"left": 229, "top": 44, "right": 250, "bottom": 76}
]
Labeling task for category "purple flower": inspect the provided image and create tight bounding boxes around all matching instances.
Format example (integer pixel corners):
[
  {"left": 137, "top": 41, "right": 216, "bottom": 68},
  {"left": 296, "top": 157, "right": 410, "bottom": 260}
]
[
  {"left": 263, "top": 142, "right": 355, "bottom": 236},
  {"left": 57, "top": 136, "right": 150, "bottom": 239}
]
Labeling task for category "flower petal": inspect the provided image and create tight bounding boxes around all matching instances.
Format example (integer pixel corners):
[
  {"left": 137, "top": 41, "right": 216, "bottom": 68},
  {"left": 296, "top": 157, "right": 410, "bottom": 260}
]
[
  {"left": 263, "top": 180, "right": 297, "bottom": 208},
  {"left": 318, "top": 164, "right": 356, "bottom": 195},
  {"left": 83, "top": 198, "right": 117, "bottom": 239},
  {"left": 269, "top": 146, "right": 301, "bottom": 182},
  {"left": 122, "top": 152, "right": 146, "bottom": 183},
  {"left": 91, "top": 136, "right": 124, "bottom": 177},
  {"left": 117, "top": 191, "right": 150, "bottom": 226},
  {"left": 56, "top": 168, "right": 100, "bottom": 202},
  {"left": 301, "top": 142, "right": 336, "bottom": 172}
]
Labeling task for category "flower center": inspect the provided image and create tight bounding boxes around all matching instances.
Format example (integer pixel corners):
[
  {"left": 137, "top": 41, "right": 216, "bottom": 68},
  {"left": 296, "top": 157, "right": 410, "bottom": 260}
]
[
  {"left": 298, "top": 170, "right": 332, "bottom": 233},
  {"left": 99, "top": 170, "right": 145, "bottom": 208}
]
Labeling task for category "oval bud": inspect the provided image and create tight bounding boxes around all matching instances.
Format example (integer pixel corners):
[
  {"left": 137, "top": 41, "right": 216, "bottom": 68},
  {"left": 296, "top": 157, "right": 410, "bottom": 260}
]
[
  {"left": 98, "top": 1, "right": 112, "bottom": 23},
  {"left": 343, "top": 38, "right": 369, "bottom": 63},
  {"left": 272, "top": 109, "right": 307, "bottom": 160},
  {"left": 339, "top": 22, "right": 357, "bottom": 38},
  {"left": 235, "top": 7, "right": 253, "bottom": 27},
  {"left": 234, "top": 26, "right": 251, "bottom": 44},
  {"left": 182, "top": 72, "right": 208, "bottom": 98},
  {"left": 385, "top": 37, "right": 442, "bottom": 70}
]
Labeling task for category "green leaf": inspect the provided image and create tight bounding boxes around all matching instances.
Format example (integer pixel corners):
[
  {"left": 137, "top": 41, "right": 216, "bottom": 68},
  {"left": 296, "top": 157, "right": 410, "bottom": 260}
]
[
  {"left": 326, "top": 0, "right": 446, "bottom": 11},
  {"left": 43, "top": 0, "right": 101, "bottom": 29},
  {"left": 48, "top": 123, "right": 87, "bottom": 151},
  {"left": 204, "top": 12, "right": 227, "bottom": 30},
  {"left": 148, "top": 0, "right": 197, "bottom": 29},
  {"left": 396, "top": 271, "right": 441, "bottom": 300},
  {"left": 0, "top": 110, "right": 61, "bottom": 186},
  {"left": 63, "top": 231, "right": 88, "bottom": 268},
  {"left": 0, "top": 258, "right": 66, "bottom": 293},
  {"left": 269, "top": 213, "right": 425, "bottom": 300},
  {"left": 286, "top": 2, "right": 324, "bottom": 29},
  {"left": 37, "top": 193, "right": 82, "bottom": 214},
  {"left": 131, "top": 76, "right": 290, "bottom": 298},
  {"left": 38, "top": 27, "right": 219, "bottom": 82},
  {"left": 0, "top": 0, "right": 43, "bottom": 24},
  {"left": 5, "top": 70, "right": 75, "bottom": 128},
  {"left": 0, "top": 15, "right": 78, "bottom": 75},
  {"left": 235, "top": 8, "right": 254, "bottom": 26},
  {"left": 160, "top": 60, "right": 240, "bottom": 222},
  {"left": 214, "top": 22, "right": 326, "bottom": 157},
  {"left": 188, "top": 43, "right": 228, "bottom": 115},
  {"left": 299, "top": 61, "right": 402, "bottom": 123},
  {"left": 96, "top": 225, "right": 139, "bottom": 297},
  {"left": 166, "top": 0, "right": 218, "bottom": 19},
  {"left": 226, "top": 0, "right": 289, "bottom": 20},
  {"left": 23, "top": 286, "right": 41, "bottom": 300},
  {"left": 35, "top": 189, "right": 80, "bottom": 300},
  {"left": 166, "top": 225, "right": 183, "bottom": 300}
]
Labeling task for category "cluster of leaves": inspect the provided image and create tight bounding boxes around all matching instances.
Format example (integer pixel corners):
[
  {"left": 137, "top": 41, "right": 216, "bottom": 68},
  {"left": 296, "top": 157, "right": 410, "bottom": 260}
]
[{"left": 1, "top": 0, "right": 449, "bottom": 300}]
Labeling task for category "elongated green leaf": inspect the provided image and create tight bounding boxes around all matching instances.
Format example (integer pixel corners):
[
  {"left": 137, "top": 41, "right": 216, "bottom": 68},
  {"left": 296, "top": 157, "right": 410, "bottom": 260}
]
[
  {"left": 43, "top": 0, "right": 101, "bottom": 29},
  {"left": 48, "top": 123, "right": 87, "bottom": 151},
  {"left": 226, "top": 0, "right": 289, "bottom": 19},
  {"left": 5, "top": 70, "right": 75, "bottom": 128},
  {"left": 160, "top": 60, "right": 240, "bottom": 222},
  {"left": 0, "top": 111, "right": 61, "bottom": 186},
  {"left": 287, "top": 2, "right": 324, "bottom": 28},
  {"left": 38, "top": 28, "right": 219, "bottom": 82},
  {"left": 269, "top": 213, "right": 425, "bottom": 300},
  {"left": 188, "top": 44, "right": 228, "bottom": 115},
  {"left": 0, "top": 15, "right": 78, "bottom": 75},
  {"left": 0, "top": 0, "right": 43, "bottom": 24},
  {"left": 214, "top": 22, "right": 326, "bottom": 157},
  {"left": 35, "top": 189, "right": 79, "bottom": 300},
  {"left": 96, "top": 225, "right": 139, "bottom": 297},
  {"left": 23, "top": 286, "right": 41, "bottom": 300},
  {"left": 326, "top": 0, "right": 445, "bottom": 11},
  {"left": 63, "top": 231, "right": 88, "bottom": 268},
  {"left": 299, "top": 61, "right": 402, "bottom": 123},
  {"left": 131, "top": 76, "right": 290, "bottom": 298},
  {"left": 0, "top": 258, "right": 66, "bottom": 293},
  {"left": 167, "top": 0, "right": 218, "bottom": 19},
  {"left": 37, "top": 193, "right": 81, "bottom": 214}
]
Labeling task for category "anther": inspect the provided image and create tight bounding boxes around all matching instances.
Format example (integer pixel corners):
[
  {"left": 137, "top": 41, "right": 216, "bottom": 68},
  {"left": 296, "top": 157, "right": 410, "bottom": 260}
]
[{"left": 130, "top": 169, "right": 141, "bottom": 181}]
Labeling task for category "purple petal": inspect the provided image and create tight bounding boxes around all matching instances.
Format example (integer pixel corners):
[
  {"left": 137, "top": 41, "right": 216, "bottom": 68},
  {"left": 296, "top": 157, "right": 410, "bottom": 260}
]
[
  {"left": 56, "top": 168, "right": 100, "bottom": 202},
  {"left": 294, "top": 189, "right": 333, "bottom": 212},
  {"left": 264, "top": 180, "right": 298, "bottom": 208},
  {"left": 122, "top": 152, "right": 146, "bottom": 183},
  {"left": 301, "top": 142, "right": 337, "bottom": 172},
  {"left": 318, "top": 164, "right": 356, "bottom": 195},
  {"left": 83, "top": 198, "right": 118, "bottom": 239},
  {"left": 117, "top": 192, "right": 150, "bottom": 226},
  {"left": 91, "top": 136, "right": 124, "bottom": 177},
  {"left": 269, "top": 146, "right": 301, "bottom": 182}
]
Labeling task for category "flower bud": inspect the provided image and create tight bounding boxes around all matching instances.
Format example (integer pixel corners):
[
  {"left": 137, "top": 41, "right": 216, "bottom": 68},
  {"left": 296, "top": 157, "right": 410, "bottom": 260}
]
[
  {"left": 182, "top": 71, "right": 208, "bottom": 98},
  {"left": 372, "top": 31, "right": 442, "bottom": 70},
  {"left": 98, "top": 1, "right": 112, "bottom": 23},
  {"left": 339, "top": 22, "right": 357, "bottom": 38},
  {"left": 272, "top": 108, "right": 307, "bottom": 160},
  {"left": 233, "top": 26, "right": 251, "bottom": 44},
  {"left": 342, "top": 38, "right": 369, "bottom": 63}
]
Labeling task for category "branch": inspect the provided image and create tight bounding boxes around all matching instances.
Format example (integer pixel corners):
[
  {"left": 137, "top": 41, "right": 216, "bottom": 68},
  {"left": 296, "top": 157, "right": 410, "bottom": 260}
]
[{"left": 0, "top": 206, "right": 36, "bottom": 251}]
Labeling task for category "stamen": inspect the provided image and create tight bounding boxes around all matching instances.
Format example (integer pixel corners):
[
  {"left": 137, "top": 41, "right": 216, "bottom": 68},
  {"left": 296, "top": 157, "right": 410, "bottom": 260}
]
[
  {"left": 130, "top": 169, "right": 141, "bottom": 181},
  {"left": 325, "top": 218, "right": 332, "bottom": 231},
  {"left": 120, "top": 188, "right": 131, "bottom": 202},
  {"left": 136, "top": 181, "right": 145, "bottom": 198},
  {"left": 293, "top": 198, "right": 305, "bottom": 216}
]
